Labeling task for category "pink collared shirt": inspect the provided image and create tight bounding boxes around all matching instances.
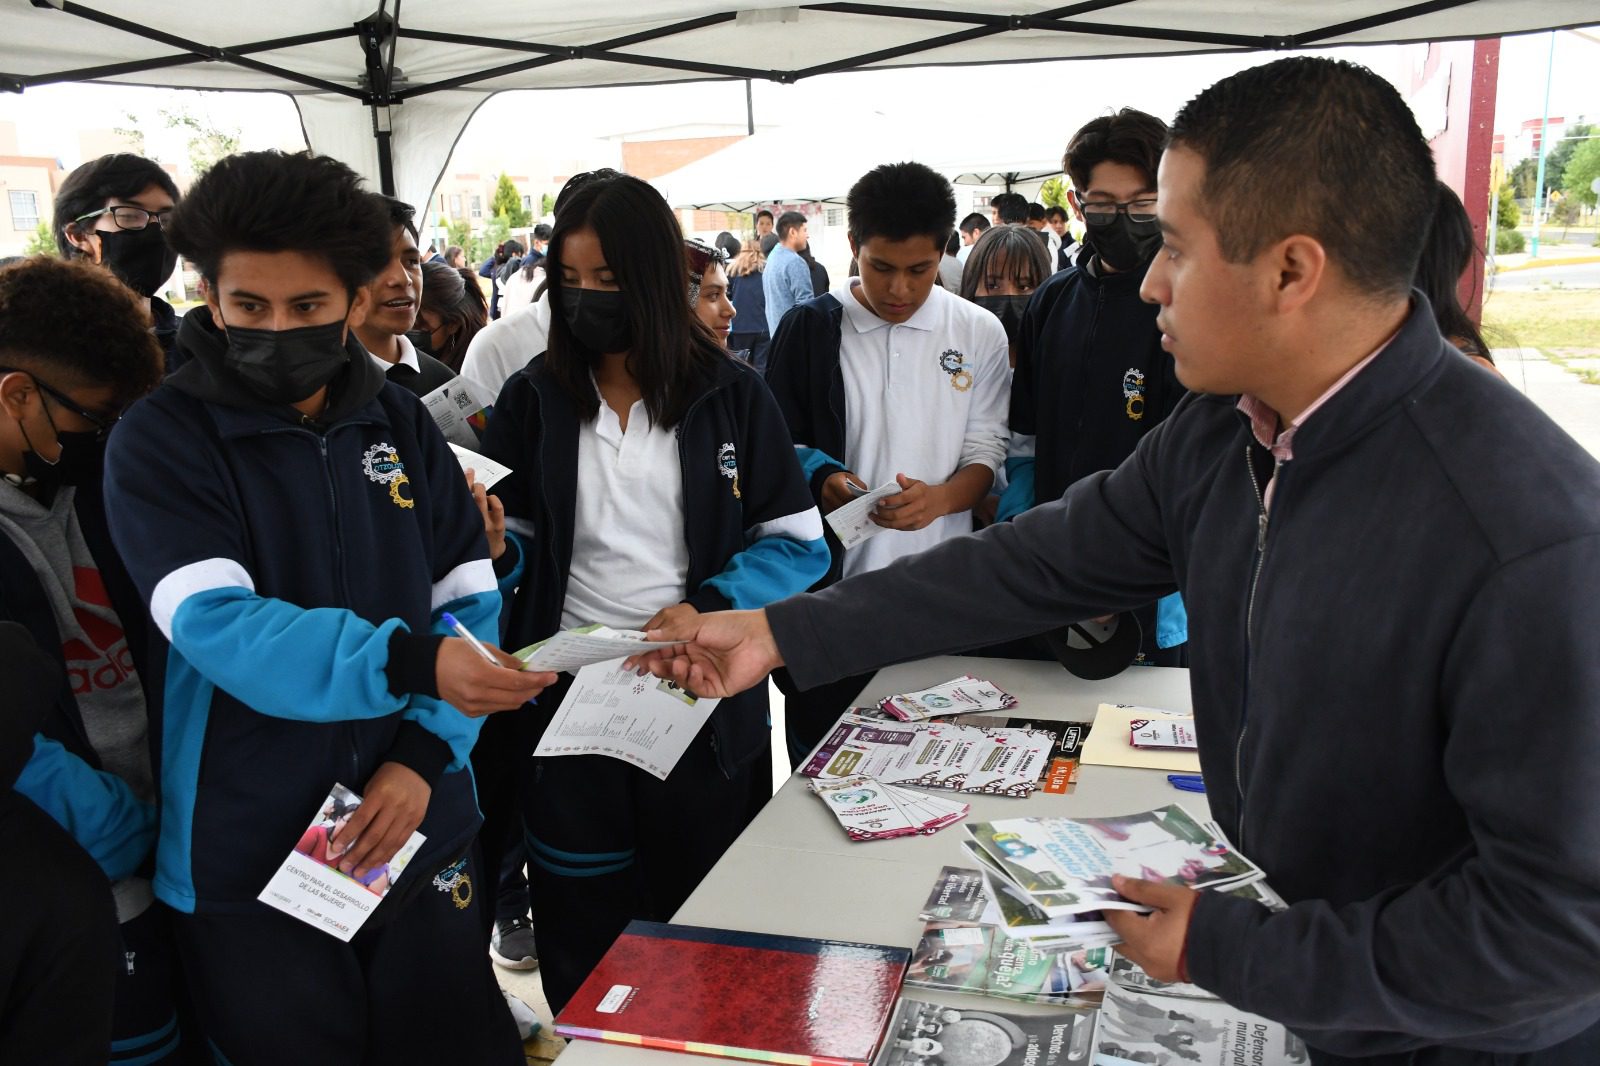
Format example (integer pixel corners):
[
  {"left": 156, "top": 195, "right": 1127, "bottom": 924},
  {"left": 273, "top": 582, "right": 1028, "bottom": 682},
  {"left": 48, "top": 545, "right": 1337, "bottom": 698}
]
[{"left": 1235, "top": 338, "right": 1393, "bottom": 512}]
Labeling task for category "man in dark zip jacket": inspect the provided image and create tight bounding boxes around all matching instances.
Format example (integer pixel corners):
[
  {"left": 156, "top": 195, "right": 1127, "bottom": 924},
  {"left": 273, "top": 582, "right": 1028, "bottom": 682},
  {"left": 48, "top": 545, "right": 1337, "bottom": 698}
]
[
  {"left": 101, "top": 150, "right": 552, "bottom": 1064},
  {"left": 636, "top": 58, "right": 1600, "bottom": 1063}
]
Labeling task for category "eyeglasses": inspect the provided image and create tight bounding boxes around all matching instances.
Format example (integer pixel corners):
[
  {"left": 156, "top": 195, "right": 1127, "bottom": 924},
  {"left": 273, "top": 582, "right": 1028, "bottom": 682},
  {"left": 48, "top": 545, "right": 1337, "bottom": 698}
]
[
  {"left": 1080, "top": 198, "right": 1159, "bottom": 225},
  {"left": 73, "top": 205, "right": 174, "bottom": 232},
  {"left": 0, "top": 368, "right": 122, "bottom": 440}
]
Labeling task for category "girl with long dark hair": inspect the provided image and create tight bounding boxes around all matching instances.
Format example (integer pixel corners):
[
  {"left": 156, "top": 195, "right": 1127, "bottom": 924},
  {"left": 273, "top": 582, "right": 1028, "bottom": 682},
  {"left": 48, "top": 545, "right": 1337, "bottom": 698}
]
[{"left": 479, "top": 173, "right": 828, "bottom": 1012}]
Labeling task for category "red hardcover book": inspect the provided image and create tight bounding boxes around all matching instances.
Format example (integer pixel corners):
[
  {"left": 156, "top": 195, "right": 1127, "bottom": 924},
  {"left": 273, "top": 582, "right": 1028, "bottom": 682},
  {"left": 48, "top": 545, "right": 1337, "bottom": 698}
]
[{"left": 556, "top": 921, "right": 911, "bottom": 1066}]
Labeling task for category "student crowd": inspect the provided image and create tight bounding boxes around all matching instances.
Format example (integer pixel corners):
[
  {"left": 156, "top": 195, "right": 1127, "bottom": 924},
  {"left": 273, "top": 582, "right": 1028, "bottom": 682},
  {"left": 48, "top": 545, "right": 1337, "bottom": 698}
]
[{"left": 2, "top": 55, "right": 1598, "bottom": 1066}]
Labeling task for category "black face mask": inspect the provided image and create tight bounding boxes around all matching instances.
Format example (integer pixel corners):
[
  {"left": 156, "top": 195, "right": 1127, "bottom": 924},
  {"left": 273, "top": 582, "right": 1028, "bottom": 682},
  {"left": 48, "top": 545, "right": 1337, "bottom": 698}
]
[
  {"left": 973, "top": 294, "right": 1030, "bottom": 344},
  {"left": 1085, "top": 214, "right": 1163, "bottom": 273},
  {"left": 405, "top": 328, "right": 437, "bottom": 356},
  {"left": 220, "top": 320, "right": 351, "bottom": 406},
  {"left": 17, "top": 403, "right": 105, "bottom": 493},
  {"left": 560, "top": 288, "right": 633, "bottom": 354},
  {"left": 98, "top": 226, "right": 179, "bottom": 299}
]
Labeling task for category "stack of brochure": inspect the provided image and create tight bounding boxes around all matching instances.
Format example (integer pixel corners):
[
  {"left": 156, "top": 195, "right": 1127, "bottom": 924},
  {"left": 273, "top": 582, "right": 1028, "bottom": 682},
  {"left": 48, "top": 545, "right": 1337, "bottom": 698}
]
[
  {"left": 801, "top": 713, "right": 1060, "bottom": 798},
  {"left": 876, "top": 675, "right": 1018, "bottom": 721},
  {"left": 964, "top": 805, "right": 1267, "bottom": 918},
  {"left": 1092, "top": 982, "right": 1307, "bottom": 1065},
  {"left": 907, "top": 865, "right": 1117, "bottom": 1006},
  {"left": 809, "top": 775, "right": 969, "bottom": 841}
]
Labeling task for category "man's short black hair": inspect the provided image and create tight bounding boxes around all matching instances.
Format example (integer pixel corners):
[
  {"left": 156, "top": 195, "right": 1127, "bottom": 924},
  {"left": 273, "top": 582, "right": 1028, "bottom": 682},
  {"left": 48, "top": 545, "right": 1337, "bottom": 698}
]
[
  {"left": 1027, "top": 202, "right": 1046, "bottom": 222},
  {"left": 53, "top": 154, "right": 180, "bottom": 258},
  {"left": 1169, "top": 57, "right": 1436, "bottom": 298},
  {"left": 377, "top": 195, "right": 419, "bottom": 241},
  {"left": 1044, "top": 205, "right": 1068, "bottom": 222},
  {"left": 533, "top": 223, "right": 554, "bottom": 242},
  {"left": 1064, "top": 109, "right": 1166, "bottom": 196},
  {"left": 164, "top": 151, "right": 392, "bottom": 293},
  {"left": 503, "top": 239, "right": 525, "bottom": 257},
  {"left": 847, "top": 162, "right": 956, "bottom": 248},
  {"left": 0, "top": 256, "right": 163, "bottom": 403},
  {"left": 756, "top": 209, "right": 775, "bottom": 223},
  {"left": 959, "top": 213, "right": 990, "bottom": 236},
  {"left": 990, "top": 192, "right": 1028, "bottom": 225},
  {"left": 776, "top": 211, "right": 807, "bottom": 241}
]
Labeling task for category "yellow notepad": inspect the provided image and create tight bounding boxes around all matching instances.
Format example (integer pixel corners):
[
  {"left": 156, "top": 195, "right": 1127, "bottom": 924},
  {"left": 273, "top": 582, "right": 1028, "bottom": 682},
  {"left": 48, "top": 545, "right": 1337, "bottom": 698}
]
[{"left": 1079, "top": 703, "right": 1203, "bottom": 773}]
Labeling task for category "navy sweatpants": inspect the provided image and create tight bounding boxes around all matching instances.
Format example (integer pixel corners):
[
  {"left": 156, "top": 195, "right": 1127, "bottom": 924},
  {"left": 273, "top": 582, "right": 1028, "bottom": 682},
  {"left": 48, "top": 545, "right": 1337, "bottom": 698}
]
[
  {"left": 521, "top": 680, "right": 770, "bottom": 1013},
  {"left": 172, "top": 848, "right": 521, "bottom": 1065}
]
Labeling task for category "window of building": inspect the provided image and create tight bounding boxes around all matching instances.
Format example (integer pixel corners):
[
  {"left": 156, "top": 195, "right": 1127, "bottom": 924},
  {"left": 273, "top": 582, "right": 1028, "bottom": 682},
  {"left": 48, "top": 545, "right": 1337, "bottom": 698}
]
[
  {"left": 521, "top": 195, "right": 532, "bottom": 213},
  {"left": 470, "top": 195, "right": 482, "bottom": 219},
  {"left": 9, "top": 191, "right": 39, "bottom": 231},
  {"left": 449, "top": 194, "right": 462, "bottom": 217},
  {"left": 825, "top": 207, "right": 845, "bottom": 228}
]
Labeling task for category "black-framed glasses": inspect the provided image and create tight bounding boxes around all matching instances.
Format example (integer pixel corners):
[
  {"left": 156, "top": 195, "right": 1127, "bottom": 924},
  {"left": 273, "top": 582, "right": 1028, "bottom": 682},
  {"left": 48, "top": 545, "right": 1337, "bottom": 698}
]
[
  {"left": 0, "top": 367, "right": 121, "bottom": 440},
  {"left": 73, "top": 205, "right": 173, "bottom": 232},
  {"left": 1081, "top": 198, "right": 1159, "bottom": 225}
]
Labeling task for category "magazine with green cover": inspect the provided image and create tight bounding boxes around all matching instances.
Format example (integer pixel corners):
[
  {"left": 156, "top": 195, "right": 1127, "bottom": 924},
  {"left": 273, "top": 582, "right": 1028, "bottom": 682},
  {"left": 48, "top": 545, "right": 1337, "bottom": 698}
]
[{"left": 905, "top": 922, "right": 1112, "bottom": 1004}]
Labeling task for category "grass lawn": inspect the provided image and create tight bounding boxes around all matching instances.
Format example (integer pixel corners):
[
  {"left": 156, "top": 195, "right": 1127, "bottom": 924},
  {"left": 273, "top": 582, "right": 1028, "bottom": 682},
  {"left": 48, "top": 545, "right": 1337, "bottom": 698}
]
[{"left": 1481, "top": 288, "right": 1600, "bottom": 359}]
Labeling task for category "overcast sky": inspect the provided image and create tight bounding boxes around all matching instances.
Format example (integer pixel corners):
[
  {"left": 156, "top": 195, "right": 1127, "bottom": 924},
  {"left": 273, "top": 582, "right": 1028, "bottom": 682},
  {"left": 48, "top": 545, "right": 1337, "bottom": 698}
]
[{"left": 1, "top": 25, "right": 1593, "bottom": 175}]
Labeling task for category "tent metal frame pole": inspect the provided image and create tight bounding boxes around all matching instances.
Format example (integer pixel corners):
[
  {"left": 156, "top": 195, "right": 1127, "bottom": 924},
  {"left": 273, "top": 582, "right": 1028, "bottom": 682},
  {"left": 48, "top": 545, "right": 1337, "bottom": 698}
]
[
  {"left": 3, "top": 28, "right": 359, "bottom": 91},
  {"left": 18, "top": 1, "right": 366, "bottom": 97},
  {"left": 358, "top": 4, "right": 400, "bottom": 195}
]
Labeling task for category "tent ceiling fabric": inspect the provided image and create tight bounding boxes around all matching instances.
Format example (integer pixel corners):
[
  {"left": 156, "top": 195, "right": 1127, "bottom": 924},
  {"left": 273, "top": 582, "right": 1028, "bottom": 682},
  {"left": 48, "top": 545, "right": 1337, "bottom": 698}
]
[{"left": 4, "top": 1, "right": 1593, "bottom": 212}]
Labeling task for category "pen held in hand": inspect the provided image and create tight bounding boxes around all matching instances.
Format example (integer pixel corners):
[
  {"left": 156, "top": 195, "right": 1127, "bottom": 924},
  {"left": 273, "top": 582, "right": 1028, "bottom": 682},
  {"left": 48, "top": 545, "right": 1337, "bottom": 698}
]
[{"left": 441, "top": 611, "right": 507, "bottom": 669}]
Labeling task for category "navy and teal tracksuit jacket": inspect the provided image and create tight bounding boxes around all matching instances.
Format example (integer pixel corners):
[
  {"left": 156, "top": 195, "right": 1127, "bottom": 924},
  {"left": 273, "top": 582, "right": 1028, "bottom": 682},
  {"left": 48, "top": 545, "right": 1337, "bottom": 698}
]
[
  {"left": 480, "top": 351, "right": 829, "bottom": 777},
  {"left": 103, "top": 309, "right": 500, "bottom": 915},
  {"left": 0, "top": 474, "right": 157, "bottom": 882}
]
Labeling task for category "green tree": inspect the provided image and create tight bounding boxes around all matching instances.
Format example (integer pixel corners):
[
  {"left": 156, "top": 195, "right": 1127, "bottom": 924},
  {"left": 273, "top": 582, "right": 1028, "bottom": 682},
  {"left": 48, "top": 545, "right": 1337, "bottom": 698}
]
[
  {"left": 1038, "top": 177, "right": 1069, "bottom": 211},
  {"left": 160, "top": 105, "right": 240, "bottom": 175},
  {"left": 1561, "top": 137, "right": 1600, "bottom": 209},
  {"left": 491, "top": 174, "right": 531, "bottom": 228},
  {"left": 540, "top": 193, "right": 555, "bottom": 217},
  {"left": 1494, "top": 182, "right": 1520, "bottom": 230},
  {"left": 1509, "top": 157, "right": 1539, "bottom": 201},
  {"left": 113, "top": 110, "right": 147, "bottom": 156},
  {"left": 446, "top": 218, "right": 474, "bottom": 256},
  {"left": 22, "top": 219, "right": 57, "bottom": 257},
  {"left": 1543, "top": 123, "right": 1595, "bottom": 196}
]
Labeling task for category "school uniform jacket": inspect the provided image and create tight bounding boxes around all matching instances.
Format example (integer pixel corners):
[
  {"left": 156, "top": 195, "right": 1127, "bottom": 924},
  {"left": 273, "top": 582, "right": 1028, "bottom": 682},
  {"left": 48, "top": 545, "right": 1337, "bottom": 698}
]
[
  {"left": 103, "top": 309, "right": 500, "bottom": 915},
  {"left": 481, "top": 351, "right": 829, "bottom": 776}
]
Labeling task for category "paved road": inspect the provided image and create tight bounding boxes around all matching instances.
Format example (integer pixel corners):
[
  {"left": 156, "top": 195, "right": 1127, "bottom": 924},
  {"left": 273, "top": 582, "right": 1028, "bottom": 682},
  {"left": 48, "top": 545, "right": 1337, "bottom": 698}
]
[{"left": 1490, "top": 260, "right": 1600, "bottom": 292}]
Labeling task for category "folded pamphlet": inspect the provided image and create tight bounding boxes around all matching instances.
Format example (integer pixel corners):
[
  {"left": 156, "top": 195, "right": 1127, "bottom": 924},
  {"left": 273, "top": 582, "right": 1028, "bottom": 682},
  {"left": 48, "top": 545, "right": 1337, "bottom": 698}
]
[
  {"left": 447, "top": 443, "right": 513, "bottom": 490},
  {"left": 877, "top": 674, "right": 1018, "bottom": 721},
  {"left": 257, "top": 782, "right": 425, "bottom": 942},
  {"left": 824, "top": 480, "right": 901, "bottom": 549},
  {"left": 533, "top": 660, "right": 718, "bottom": 780},
  {"left": 906, "top": 921, "right": 1114, "bottom": 1003},
  {"left": 809, "top": 775, "right": 969, "bottom": 842},
  {"left": 514, "top": 623, "right": 676, "bottom": 674},
  {"left": 421, "top": 374, "right": 493, "bottom": 448},
  {"left": 1079, "top": 704, "right": 1202, "bottom": 773},
  {"left": 802, "top": 713, "right": 1058, "bottom": 798}
]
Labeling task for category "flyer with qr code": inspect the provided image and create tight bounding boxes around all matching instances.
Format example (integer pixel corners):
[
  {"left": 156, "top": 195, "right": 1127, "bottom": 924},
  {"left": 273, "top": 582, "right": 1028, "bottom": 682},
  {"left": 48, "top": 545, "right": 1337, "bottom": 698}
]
[{"left": 532, "top": 660, "right": 721, "bottom": 780}]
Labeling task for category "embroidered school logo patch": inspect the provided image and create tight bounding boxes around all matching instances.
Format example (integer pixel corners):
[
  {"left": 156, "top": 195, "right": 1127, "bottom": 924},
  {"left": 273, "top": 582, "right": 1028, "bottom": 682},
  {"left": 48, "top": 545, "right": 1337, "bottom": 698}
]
[
  {"left": 1122, "top": 367, "right": 1147, "bottom": 422},
  {"left": 939, "top": 348, "right": 972, "bottom": 392},
  {"left": 362, "top": 442, "right": 415, "bottom": 509},
  {"left": 717, "top": 441, "right": 741, "bottom": 499}
]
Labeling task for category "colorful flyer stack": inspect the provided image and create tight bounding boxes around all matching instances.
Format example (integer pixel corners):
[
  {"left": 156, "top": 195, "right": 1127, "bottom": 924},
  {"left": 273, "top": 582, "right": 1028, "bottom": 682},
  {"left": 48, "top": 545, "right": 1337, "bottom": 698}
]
[
  {"left": 809, "top": 775, "right": 969, "bottom": 842},
  {"left": 802, "top": 713, "right": 1059, "bottom": 798},
  {"left": 876, "top": 675, "right": 1018, "bottom": 721}
]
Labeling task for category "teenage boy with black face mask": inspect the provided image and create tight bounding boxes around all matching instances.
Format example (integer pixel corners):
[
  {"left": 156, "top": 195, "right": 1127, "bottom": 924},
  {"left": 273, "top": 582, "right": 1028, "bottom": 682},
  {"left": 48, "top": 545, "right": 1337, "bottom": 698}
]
[
  {"left": 101, "top": 150, "right": 556, "bottom": 1064},
  {"left": 997, "top": 108, "right": 1187, "bottom": 667},
  {"left": 55, "top": 153, "right": 185, "bottom": 374},
  {"left": 0, "top": 256, "right": 189, "bottom": 1063}
]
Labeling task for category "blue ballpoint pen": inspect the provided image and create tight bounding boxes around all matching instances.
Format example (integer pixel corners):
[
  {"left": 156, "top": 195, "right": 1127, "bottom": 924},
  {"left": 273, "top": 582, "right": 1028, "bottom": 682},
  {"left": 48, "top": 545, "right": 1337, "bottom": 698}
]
[
  {"left": 1166, "top": 774, "right": 1206, "bottom": 793},
  {"left": 440, "top": 611, "right": 504, "bottom": 668}
]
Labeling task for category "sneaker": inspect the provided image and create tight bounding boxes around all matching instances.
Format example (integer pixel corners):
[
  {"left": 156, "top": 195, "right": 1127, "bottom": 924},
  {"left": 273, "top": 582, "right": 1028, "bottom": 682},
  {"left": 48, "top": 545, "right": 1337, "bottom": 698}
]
[
  {"left": 491, "top": 916, "right": 540, "bottom": 970},
  {"left": 501, "top": 988, "right": 542, "bottom": 1041}
]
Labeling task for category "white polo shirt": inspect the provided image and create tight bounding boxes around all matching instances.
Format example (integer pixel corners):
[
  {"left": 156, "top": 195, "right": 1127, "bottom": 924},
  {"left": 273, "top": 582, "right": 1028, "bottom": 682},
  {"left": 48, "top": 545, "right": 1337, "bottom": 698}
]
[
  {"left": 367, "top": 332, "right": 421, "bottom": 374},
  {"left": 838, "top": 280, "right": 1008, "bottom": 579},
  {"left": 460, "top": 293, "right": 551, "bottom": 402},
  {"left": 559, "top": 389, "right": 691, "bottom": 631}
]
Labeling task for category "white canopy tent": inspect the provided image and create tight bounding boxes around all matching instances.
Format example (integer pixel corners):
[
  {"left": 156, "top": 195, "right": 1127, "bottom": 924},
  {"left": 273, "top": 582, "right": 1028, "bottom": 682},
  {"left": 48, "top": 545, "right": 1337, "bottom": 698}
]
[{"left": 3, "top": 1, "right": 1593, "bottom": 213}]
